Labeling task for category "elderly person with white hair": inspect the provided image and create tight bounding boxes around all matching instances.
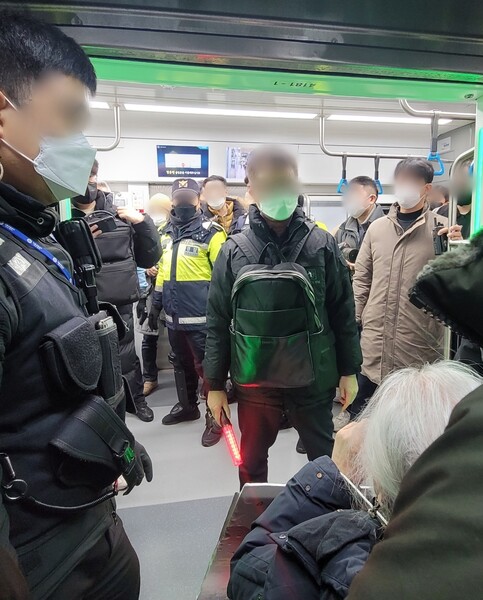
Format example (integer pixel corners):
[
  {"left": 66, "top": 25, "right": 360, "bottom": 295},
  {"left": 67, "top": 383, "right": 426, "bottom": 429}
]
[{"left": 228, "top": 361, "right": 482, "bottom": 600}]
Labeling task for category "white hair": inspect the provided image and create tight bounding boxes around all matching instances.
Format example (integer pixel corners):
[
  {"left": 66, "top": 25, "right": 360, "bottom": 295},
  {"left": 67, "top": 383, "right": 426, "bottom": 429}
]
[{"left": 354, "top": 361, "right": 482, "bottom": 514}]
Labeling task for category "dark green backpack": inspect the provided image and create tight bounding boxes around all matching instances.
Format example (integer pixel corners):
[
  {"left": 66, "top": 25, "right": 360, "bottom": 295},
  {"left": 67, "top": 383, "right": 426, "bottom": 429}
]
[{"left": 230, "top": 224, "right": 323, "bottom": 389}]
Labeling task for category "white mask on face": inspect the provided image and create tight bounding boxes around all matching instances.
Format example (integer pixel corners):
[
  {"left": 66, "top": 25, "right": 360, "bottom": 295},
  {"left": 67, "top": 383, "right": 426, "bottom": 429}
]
[
  {"left": 395, "top": 185, "right": 422, "bottom": 209},
  {"left": 1, "top": 96, "right": 96, "bottom": 202},
  {"left": 343, "top": 194, "right": 371, "bottom": 219},
  {"left": 207, "top": 197, "right": 226, "bottom": 210}
]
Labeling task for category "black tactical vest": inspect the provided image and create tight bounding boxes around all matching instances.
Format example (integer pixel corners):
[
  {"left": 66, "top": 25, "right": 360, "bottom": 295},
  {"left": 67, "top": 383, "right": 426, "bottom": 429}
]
[{"left": 0, "top": 229, "right": 110, "bottom": 547}]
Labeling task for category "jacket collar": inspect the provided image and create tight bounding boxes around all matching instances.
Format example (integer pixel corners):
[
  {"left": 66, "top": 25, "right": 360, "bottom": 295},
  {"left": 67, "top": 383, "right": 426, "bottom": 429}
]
[
  {"left": 388, "top": 201, "right": 431, "bottom": 235},
  {"left": 0, "top": 182, "right": 58, "bottom": 238}
]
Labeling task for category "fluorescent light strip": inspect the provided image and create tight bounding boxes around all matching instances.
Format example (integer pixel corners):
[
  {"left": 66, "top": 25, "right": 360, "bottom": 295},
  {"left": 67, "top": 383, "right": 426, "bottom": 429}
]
[
  {"left": 89, "top": 101, "right": 110, "bottom": 109},
  {"left": 124, "top": 103, "right": 318, "bottom": 119},
  {"left": 327, "top": 114, "right": 452, "bottom": 125}
]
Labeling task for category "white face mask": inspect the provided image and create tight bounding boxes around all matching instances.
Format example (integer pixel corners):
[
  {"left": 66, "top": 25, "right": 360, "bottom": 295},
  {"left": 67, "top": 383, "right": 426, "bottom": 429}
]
[
  {"left": 394, "top": 185, "right": 422, "bottom": 209},
  {"left": 1, "top": 96, "right": 96, "bottom": 202},
  {"left": 343, "top": 194, "right": 371, "bottom": 219},
  {"left": 152, "top": 214, "right": 167, "bottom": 226},
  {"left": 207, "top": 197, "right": 226, "bottom": 210}
]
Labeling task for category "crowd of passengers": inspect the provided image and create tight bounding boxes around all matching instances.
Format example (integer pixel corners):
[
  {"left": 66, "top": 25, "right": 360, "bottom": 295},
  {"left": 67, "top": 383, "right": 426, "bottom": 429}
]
[{"left": 1, "top": 10, "right": 483, "bottom": 600}]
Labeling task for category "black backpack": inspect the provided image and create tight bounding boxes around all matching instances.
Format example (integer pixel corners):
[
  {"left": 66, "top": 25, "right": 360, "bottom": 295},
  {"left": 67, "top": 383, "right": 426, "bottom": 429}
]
[
  {"left": 85, "top": 210, "right": 141, "bottom": 307},
  {"left": 230, "top": 224, "right": 323, "bottom": 389}
]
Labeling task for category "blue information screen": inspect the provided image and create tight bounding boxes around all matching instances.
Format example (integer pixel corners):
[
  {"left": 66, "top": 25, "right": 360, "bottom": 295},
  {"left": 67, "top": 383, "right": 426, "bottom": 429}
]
[{"left": 157, "top": 145, "right": 209, "bottom": 178}]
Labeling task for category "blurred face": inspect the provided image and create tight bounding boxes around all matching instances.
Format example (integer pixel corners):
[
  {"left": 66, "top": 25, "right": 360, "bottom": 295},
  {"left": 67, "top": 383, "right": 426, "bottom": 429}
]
[
  {"left": 203, "top": 180, "right": 227, "bottom": 210},
  {"left": 452, "top": 163, "right": 473, "bottom": 206},
  {"left": 249, "top": 166, "right": 299, "bottom": 221},
  {"left": 0, "top": 73, "right": 91, "bottom": 205},
  {"left": 343, "top": 183, "right": 377, "bottom": 219},
  {"left": 394, "top": 171, "right": 431, "bottom": 210},
  {"left": 427, "top": 188, "right": 447, "bottom": 210}
]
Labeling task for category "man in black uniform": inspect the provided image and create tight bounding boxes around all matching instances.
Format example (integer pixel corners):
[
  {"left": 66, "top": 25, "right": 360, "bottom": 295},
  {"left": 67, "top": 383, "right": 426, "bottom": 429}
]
[{"left": 0, "top": 12, "right": 151, "bottom": 598}]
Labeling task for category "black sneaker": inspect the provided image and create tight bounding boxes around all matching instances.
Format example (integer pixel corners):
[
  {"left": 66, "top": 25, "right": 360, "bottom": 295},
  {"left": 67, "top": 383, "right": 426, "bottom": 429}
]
[
  {"left": 135, "top": 400, "right": 154, "bottom": 422},
  {"left": 162, "top": 403, "right": 200, "bottom": 425},
  {"left": 296, "top": 438, "right": 307, "bottom": 454},
  {"left": 201, "top": 410, "right": 223, "bottom": 447}
]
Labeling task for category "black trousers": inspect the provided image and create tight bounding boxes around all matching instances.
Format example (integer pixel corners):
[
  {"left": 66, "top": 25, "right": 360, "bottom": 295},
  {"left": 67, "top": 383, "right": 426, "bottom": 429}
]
[
  {"left": 348, "top": 373, "right": 378, "bottom": 420},
  {"left": 50, "top": 517, "right": 140, "bottom": 600},
  {"left": 142, "top": 334, "right": 159, "bottom": 382},
  {"left": 118, "top": 307, "right": 145, "bottom": 406},
  {"left": 167, "top": 328, "right": 206, "bottom": 406},
  {"left": 237, "top": 388, "right": 335, "bottom": 488}
]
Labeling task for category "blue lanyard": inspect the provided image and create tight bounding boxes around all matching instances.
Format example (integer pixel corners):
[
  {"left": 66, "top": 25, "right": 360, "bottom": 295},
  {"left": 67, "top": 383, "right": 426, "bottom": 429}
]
[{"left": 0, "top": 222, "right": 73, "bottom": 284}]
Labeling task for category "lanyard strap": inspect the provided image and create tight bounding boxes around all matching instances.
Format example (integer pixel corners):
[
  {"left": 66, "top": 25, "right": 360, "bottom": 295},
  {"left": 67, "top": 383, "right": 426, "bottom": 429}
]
[{"left": 0, "top": 222, "right": 73, "bottom": 283}]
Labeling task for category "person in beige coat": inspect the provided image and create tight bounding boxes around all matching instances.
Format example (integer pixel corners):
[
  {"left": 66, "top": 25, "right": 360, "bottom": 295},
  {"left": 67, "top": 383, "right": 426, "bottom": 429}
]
[{"left": 350, "top": 158, "right": 463, "bottom": 419}]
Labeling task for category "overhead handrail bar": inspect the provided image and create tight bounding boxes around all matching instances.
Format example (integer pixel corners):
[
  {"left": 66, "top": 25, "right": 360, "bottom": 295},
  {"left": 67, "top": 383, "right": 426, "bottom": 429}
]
[
  {"left": 399, "top": 99, "right": 475, "bottom": 121},
  {"left": 319, "top": 116, "right": 442, "bottom": 161},
  {"left": 95, "top": 105, "right": 121, "bottom": 152},
  {"left": 319, "top": 116, "right": 453, "bottom": 162}
]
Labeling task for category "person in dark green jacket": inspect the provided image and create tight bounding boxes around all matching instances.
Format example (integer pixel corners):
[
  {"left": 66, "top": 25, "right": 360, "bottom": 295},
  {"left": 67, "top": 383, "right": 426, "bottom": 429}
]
[{"left": 203, "top": 146, "right": 362, "bottom": 487}]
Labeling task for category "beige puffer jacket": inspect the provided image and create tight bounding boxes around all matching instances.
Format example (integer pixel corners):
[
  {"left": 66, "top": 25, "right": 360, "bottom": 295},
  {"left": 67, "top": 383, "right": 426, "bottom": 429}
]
[{"left": 353, "top": 203, "right": 447, "bottom": 384}]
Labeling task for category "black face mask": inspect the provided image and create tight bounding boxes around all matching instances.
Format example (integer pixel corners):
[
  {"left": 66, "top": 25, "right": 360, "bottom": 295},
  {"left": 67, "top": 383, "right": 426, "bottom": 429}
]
[
  {"left": 87, "top": 183, "right": 98, "bottom": 202},
  {"left": 173, "top": 204, "right": 197, "bottom": 222},
  {"left": 457, "top": 190, "right": 472, "bottom": 207}
]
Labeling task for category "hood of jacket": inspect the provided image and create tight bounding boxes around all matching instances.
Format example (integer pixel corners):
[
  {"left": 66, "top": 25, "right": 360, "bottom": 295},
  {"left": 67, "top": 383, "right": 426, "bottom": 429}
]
[{"left": 0, "top": 182, "right": 58, "bottom": 238}]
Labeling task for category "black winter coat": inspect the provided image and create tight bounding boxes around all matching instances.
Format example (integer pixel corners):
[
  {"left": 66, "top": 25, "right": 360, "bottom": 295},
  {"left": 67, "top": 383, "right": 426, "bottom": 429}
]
[
  {"left": 229, "top": 456, "right": 381, "bottom": 600},
  {"left": 203, "top": 205, "right": 362, "bottom": 393}
]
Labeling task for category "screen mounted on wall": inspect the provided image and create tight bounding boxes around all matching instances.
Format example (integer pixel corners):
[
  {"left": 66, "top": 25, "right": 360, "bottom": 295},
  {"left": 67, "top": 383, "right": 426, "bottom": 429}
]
[{"left": 157, "top": 145, "right": 209, "bottom": 178}]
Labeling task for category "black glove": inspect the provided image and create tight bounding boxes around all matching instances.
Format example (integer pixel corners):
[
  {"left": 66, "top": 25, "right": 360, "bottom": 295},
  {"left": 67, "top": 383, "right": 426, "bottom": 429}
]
[
  {"left": 123, "top": 441, "right": 153, "bottom": 495},
  {"left": 148, "top": 305, "right": 161, "bottom": 331},
  {"left": 136, "top": 297, "right": 148, "bottom": 325}
]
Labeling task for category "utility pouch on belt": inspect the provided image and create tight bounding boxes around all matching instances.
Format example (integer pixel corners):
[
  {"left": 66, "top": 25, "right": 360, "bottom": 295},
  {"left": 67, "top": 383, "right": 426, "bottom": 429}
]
[{"left": 50, "top": 395, "right": 142, "bottom": 493}]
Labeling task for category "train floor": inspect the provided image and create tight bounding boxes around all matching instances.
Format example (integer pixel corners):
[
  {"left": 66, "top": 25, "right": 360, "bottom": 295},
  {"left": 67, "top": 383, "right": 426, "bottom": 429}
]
[{"left": 118, "top": 370, "right": 308, "bottom": 600}]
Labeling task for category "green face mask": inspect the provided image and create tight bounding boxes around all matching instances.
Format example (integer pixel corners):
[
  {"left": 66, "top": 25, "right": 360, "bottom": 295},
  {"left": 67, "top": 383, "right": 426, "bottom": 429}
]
[{"left": 259, "top": 193, "right": 298, "bottom": 221}]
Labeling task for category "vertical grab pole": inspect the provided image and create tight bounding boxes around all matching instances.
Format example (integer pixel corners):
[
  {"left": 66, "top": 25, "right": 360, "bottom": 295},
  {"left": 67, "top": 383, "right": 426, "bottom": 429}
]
[{"left": 472, "top": 97, "right": 483, "bottom": 236}]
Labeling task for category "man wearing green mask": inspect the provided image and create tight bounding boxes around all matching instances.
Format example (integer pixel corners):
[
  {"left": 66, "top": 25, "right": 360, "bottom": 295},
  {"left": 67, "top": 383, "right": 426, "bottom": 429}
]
[
  {"left": 438, "top": 158, "right": 473, "bottom": 239},
  {"left": 204, "top": 146, "right": 362, "bottom": 486}
]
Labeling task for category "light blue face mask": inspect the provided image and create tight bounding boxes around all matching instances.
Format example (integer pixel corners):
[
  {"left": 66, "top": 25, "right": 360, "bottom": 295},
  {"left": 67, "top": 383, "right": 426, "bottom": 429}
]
[
  {"left": 259, "top": 193, "right": 299, "bottom": 221},
  {"left": 1, "top": 96, "right": 96, "bottom": 202}
]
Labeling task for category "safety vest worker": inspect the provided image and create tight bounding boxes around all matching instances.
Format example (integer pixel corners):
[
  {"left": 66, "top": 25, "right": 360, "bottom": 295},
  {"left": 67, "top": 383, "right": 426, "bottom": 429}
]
[{"left": 148, "top": 178, "right": 226, "bottom": 447}]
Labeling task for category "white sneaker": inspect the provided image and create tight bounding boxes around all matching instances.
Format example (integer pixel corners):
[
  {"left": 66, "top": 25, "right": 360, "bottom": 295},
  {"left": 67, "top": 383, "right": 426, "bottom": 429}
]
[{"left": 333, "top": 411, "right": 350, "bottom": 432}]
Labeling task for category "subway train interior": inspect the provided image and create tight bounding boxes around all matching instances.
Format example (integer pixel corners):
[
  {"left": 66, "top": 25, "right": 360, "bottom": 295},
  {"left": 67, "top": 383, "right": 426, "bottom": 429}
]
[{"left": 0, "top": 2, "right": 483, "bottom": 600}]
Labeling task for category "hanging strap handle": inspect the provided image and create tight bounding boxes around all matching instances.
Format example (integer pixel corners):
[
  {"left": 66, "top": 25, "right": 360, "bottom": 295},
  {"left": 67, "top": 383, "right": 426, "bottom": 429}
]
[
  {"left": 374, "top": 155, "right": 383, "bottom": 195},
  {"left": 337, "top": 154, "right": 348, "bottom": 194},
  {"left": 427, "top": 113, "right": 445, "bottom": 176}
]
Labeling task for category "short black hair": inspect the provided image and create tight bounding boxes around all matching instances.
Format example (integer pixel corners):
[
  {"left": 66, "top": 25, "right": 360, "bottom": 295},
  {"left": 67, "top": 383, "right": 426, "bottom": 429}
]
[
  {"left": 394, "top": 158, "right": 434, "bottom": 184},
  {"left": 349, "top": 175, "right": 379, "bottom": 198},
  {"left": 0, "top": 11, "right": 96, "bottom": 105},
  {"left": 202, "top": 175, "right": 227, "bottom": 188},
  {"left": 433, "top": 184, "right": 450, "bottom": 202},
  {"left": 246, "top": 146, "right": 298, "bottom": 181}
]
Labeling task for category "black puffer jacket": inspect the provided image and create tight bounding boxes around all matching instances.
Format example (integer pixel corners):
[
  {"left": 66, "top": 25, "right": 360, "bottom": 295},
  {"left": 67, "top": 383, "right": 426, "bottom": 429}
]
[
  {"left": 73, "top": 192, "right": 161, "bottom": 403},
  {"left": 229, "top": 457, "right": 382, "bottom": 600},
  {"left": 203, "top": 205, "right": 362, "bottom": 393}
]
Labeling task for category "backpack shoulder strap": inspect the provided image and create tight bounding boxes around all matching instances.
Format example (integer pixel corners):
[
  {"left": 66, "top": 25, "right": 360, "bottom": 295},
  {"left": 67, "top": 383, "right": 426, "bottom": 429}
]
[
  {"left": 286, "top": 222, "right": 317, "bottom": 263},
  {"left": 231, "top": 230, "right": 267, "bottom": 264}
]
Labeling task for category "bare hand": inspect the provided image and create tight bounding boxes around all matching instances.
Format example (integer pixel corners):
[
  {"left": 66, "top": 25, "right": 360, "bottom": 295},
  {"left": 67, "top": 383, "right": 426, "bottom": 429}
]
[
  {"left": 89, "top": 223, "right": 102, "bottom": 239},
  {"left": 339, "top": 374, "right": 358, "bottom": 411},
  {"left": 207, "top": 390, "right": 230, "bottom": 426},
  {"left": 346, "top": 261, "right": 356, "bottom": 271},
  {"left": 332, "top": 420, "right": 366, "bottom": 478},
  {"left": 117, "top": 206, "right": 144, "bottom": 224},
  {"left": 439, "top": 224, "right": 463, "bottom": 241},
  {"left": 146, "top": 266, "right": 159, "bottom": 278}
]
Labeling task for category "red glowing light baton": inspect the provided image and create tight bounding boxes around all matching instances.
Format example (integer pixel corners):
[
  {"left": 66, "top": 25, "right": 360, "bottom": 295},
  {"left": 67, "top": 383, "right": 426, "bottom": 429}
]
[{"left": 221, "top": 409, "right": 243, "bottom": 467}]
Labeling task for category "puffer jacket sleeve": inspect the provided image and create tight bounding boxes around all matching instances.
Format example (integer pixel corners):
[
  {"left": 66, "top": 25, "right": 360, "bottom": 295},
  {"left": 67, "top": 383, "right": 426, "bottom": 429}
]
[
  {"left": 323, "top": 234, "right": 362, "bottom": 375},
  {"left": 229, "top": 457, "right": 351, "bottom": 585},
  {"left": 203, "top": 242, "right": 235, "bottom": 391},
  {"left": 353, "top": 227, "right": 373, "bottom": 322},
  {"left": 132, "top": 214, "right": 162, "bottom": 269}
]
